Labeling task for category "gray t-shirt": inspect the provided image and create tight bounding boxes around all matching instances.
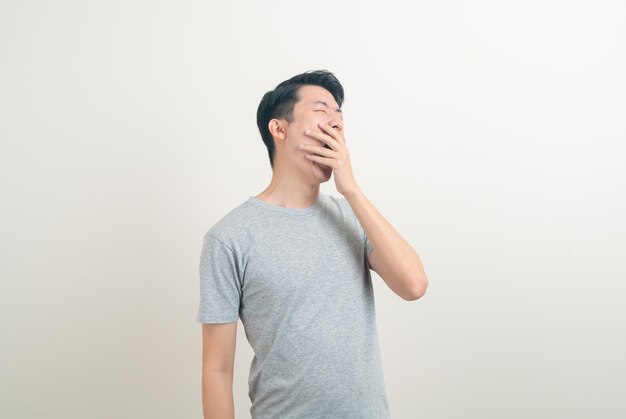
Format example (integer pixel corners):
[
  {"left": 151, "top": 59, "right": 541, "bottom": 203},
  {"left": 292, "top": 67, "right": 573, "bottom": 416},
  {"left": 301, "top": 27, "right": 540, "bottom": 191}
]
[{"left": 197, "top": 193, "right": 390, "bottom": 418}]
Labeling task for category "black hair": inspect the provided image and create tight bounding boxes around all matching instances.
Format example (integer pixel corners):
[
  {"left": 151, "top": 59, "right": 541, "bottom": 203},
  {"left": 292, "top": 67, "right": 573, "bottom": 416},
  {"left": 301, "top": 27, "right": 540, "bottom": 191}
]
[{"left": 256, "top": 69, "right": 344, "bottom": 170}]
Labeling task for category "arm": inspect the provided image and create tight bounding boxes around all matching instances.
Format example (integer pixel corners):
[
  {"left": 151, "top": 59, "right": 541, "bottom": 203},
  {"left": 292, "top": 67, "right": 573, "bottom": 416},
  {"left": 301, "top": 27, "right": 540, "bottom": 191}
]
[
  {"left": 202, "top": 322, "right": 238, "bottom": 419},
  {"left": 344, "top": 187, "right": 429, "bottom": 301},
  {"left": 301, "top": 122, "right": 428, "bottom": 300}
]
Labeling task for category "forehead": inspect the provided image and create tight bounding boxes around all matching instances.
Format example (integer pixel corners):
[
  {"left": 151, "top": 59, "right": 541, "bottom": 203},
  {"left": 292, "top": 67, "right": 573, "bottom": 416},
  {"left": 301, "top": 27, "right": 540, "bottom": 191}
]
[{"left": 296, "top": 85, "right": 339, "bottom": 108}]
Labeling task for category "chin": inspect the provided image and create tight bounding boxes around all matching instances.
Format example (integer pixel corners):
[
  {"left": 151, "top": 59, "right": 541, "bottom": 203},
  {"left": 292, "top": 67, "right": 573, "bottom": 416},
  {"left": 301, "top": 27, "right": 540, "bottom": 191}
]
[
  {"left": 311, "top": 161, "right": 332, "bottom": 181},
  {"left": 318, "top": 176, "right": 331, "bottom": 184}
]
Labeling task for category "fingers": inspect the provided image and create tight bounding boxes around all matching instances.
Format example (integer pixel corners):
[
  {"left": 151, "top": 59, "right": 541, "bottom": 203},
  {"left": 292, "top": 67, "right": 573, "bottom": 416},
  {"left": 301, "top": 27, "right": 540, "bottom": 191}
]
[
  {"left": 299, "top": 143, "right": 337, "bottom": 157},
  {"left": 302, "top": 122, "right": 349, "bottom": 169},
  {"left": 304, "top": 122, "right": 344, "bottom": 148},
  {"left": 318, "top": 122, "right": 345, "bottom": 145},
  {"left": 305, "top": 153, "right": 333, "bottom": 167},
  {"left": 304, "top": 129, "right": 337, "bottom": 148}
]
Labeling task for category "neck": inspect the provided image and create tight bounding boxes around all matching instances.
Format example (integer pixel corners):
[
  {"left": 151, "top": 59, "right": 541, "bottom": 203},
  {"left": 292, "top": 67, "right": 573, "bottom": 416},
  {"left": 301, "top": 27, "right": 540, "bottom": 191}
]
[{"left": 255, "top": 161, "right": 321, "bottom": 209}]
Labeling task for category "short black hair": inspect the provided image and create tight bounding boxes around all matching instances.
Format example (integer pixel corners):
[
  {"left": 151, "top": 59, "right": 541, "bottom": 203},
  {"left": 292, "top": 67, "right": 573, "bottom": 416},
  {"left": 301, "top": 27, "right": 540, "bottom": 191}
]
[{"left": 256, "top": 69, "right": 344, "bottom": 170}]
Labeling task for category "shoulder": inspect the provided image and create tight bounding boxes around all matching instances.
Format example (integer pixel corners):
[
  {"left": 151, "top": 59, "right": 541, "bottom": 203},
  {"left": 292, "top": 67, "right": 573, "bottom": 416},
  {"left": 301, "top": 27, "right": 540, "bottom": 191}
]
[
  {"left": 203, "top": 198, "right": 256, "bottom": 247},
  {"left": 319, "top": 193, "right": 363, "bottom": 233},
  {"left": 321, "top": 193, "right": 356, "bottom": 219}
]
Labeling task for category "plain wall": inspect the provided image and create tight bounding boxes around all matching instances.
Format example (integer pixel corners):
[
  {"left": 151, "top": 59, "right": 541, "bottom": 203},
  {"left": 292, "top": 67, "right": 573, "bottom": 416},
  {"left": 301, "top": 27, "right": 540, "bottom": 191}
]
[{"left": 1, "top": 0, "right": 624, "bottom": 418}]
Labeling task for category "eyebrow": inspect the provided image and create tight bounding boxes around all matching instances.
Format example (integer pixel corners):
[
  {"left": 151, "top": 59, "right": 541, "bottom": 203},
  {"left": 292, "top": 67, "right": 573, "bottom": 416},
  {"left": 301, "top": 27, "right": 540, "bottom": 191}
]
[{"left": 313, "top": 100, "right": 343, "bottom": 114}]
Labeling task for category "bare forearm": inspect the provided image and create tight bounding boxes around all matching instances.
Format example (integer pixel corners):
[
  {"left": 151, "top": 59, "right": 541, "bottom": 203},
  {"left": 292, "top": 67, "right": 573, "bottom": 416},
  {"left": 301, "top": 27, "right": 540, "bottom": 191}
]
[
  {"left": 202, "top": 371, "right": 234, "bottom": 419},
  {"left": 343, "top": 187, "right": 428, "bottom": 297}
]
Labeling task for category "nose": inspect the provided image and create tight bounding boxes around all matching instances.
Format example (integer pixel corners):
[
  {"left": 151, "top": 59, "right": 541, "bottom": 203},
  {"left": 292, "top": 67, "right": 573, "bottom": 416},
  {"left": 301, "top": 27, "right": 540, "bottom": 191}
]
[{"left": 329, "top": 117, "right": 343, "bottom": 131}]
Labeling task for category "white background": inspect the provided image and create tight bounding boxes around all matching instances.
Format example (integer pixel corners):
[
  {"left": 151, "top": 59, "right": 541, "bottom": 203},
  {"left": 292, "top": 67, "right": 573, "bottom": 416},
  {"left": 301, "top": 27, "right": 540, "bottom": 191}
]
[{"left": 1, "top": 1, "right": 624, "bottom": 418}]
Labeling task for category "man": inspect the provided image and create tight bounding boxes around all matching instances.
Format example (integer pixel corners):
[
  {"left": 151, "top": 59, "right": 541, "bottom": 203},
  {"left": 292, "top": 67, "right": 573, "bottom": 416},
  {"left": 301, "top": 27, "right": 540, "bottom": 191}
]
[{"left": 198, "top": 69, "right": 428, "bottom": 419}]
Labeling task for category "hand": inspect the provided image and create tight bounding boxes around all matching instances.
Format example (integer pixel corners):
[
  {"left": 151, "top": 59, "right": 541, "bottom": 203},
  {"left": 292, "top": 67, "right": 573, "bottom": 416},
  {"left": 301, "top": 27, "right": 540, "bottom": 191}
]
[{"left": 300, "top": 122, "right": 359, "bottom": 196}]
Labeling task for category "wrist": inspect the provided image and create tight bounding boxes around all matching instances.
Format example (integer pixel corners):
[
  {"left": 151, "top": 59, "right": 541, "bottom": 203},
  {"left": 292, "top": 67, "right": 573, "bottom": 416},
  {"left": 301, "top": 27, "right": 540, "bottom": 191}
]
[{"left": 341, "top": 186, "right": 363, "bottom": 200}]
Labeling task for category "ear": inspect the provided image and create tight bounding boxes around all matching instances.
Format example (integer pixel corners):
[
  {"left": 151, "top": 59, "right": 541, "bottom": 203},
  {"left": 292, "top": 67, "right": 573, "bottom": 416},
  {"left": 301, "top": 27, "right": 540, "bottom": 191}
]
[{"left": 268, "top": 118, "right": 287, "bottom": 143}]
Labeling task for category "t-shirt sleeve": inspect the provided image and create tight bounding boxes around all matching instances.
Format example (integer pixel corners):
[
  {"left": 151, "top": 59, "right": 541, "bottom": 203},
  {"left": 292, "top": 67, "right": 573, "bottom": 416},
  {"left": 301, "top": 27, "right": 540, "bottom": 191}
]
[
  {"left": 365, "top": 231, "right": 374, "bottom": 257},
  {"left": 197, "top": 234, "right": 242, "bottom": 324}
]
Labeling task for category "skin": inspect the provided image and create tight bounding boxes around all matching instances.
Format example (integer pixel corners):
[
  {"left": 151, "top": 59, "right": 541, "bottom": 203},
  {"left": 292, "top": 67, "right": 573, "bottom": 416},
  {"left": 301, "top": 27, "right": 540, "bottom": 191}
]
[
  {"left": 201, "top": 83, "right": 428, "bottom": 419},
  {"left": 257, "top": 84, "right": 428, "bottom": 301},
  {"left": 256, "top": 84, "right": 353, "bottom": 207}
]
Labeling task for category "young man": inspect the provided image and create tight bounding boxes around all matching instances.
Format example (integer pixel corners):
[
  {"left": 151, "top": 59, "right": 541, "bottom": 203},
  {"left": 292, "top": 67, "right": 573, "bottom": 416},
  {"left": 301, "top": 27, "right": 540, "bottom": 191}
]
[{"left": 198, "top": 69, "right": 428, "bottom": 419}]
